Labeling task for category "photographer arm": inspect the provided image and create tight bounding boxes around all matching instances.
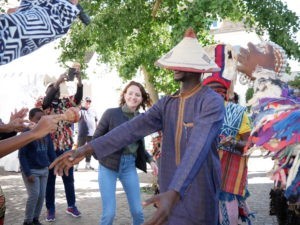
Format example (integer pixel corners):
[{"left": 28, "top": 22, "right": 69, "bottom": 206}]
[
  {"left": 42, "top": 74, "right": 67, "bottom": 109},
  {"left": 74, "top": 68, "right": 83, "bottom": 104}
]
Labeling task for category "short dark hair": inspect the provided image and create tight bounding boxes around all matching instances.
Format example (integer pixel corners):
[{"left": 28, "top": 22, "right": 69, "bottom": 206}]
[{"left": 29, "top": 108, "right": 43, "bottom": 119}]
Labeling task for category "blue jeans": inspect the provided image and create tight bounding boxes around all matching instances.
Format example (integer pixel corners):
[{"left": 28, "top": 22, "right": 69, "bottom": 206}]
[
  {"left": 22, "top": 168, "right": 48, "bottom": 223},
  {"left": 98, "top": 154, "right": 144, "bottom": 225},
  {"left": 46, "top": 149, "right": 76, "bottom": 212}
]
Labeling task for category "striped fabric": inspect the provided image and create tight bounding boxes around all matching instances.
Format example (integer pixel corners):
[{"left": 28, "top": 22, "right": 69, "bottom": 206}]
[
  {"left": 0, "top": 0, "right": 79, "bottom": 65},
  {"left": 219, "top": 150, "right": 248, "bottom": 196}
]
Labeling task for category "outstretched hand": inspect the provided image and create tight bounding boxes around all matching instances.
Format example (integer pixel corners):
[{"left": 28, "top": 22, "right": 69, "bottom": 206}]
[
  {"left": 237, "top": 42, "right": 276, "bottom": 79},
  {"left": 142, "top": 190, "right": 180, "bottom": 225},
  {"left": 10, "top": 108, "right": 28, "bottom": 121},
  {"left": 49, "top": 144, "right": 93, "bottom": 176},
  {"left": 31, "top": 115, "right": 61, "bottom": 138}
]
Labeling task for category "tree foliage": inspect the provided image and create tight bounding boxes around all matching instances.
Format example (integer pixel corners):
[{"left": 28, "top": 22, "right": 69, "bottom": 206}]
[
  {"left": 288, "top": 74, "right": 300, "bottom": 88},
  {"left": 58, "top": 0, "right": 299, "bottom": 95}
]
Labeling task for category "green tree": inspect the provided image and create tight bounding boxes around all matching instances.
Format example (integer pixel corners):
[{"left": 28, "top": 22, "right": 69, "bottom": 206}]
[
  {"left": 59, "top": 0, "right": 299, "bottom": 101},
  {"left": 288, "top": 74, "right": 300, "bottom": 88}
]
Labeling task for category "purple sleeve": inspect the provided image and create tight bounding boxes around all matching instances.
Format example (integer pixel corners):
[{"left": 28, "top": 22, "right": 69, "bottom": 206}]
[{"left": 89, "top": 102, "right": 164, "bottom": 160}]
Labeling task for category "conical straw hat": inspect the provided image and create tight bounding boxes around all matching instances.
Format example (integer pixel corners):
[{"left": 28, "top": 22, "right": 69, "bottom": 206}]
[{"left": 155, "top": 28, "right": 220, "bottom": 73}]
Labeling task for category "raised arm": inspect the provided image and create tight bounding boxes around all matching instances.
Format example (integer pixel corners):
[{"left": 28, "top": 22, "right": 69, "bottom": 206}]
[{"left": 42, "top": 74, "right": 67, "bottom": 109}]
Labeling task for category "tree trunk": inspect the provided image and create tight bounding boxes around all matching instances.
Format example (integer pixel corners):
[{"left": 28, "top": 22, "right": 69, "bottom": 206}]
[{"left": 141, "top": 66, "right": 159, "bottom": 103}]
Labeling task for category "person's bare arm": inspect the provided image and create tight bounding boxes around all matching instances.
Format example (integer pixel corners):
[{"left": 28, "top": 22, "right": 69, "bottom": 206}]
[
  {"left": 49, "top": 143, "right": 94, "bottom": 176},
  {"left": 42, "top": 74, "right": 67, "bottom": 109},
  {"left": 0, "top": 115, "right": 60, "bottom": 158}
]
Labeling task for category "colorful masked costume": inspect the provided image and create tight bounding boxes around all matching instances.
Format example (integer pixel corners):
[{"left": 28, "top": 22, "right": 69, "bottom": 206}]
[{"left": 240, "top": 42, "right": 300, "bottom": 225}]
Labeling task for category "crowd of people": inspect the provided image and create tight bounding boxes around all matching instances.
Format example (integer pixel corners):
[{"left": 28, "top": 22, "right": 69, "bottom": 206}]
[{"left": 0, "top": 1, "right": 299, "bottom": 224}]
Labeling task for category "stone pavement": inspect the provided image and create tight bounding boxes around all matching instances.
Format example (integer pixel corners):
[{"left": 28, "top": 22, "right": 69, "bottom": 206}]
[{"left": 1, "top": 152, "right": 278, "bottom": 225}]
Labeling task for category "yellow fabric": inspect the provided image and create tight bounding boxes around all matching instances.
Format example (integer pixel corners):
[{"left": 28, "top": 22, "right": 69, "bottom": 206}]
[{"left": 238, "top": 113, "right": 252, "bottom": 135}]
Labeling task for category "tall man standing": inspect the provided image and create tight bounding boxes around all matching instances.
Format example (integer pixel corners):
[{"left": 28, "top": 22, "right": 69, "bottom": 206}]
[
  {"left": 75, "top": 96, "right": 98, "bottom": 170},
  {"left": 50, "top": 28, "right": 224, "bottom": 225}
]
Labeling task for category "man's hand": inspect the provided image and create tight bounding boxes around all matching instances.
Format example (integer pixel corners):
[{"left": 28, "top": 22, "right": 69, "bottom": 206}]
[
  {"left": 9, "top": 118, "right": 29, "bottom": 132},
  {"left": 237, "top": 42, "right": 276, "bottom": 79},
  {"left": 10, "top": 108, "right": 28, "bottom": 121},
  {"left": 55, "top": 73, "right": 68, "bottom": 88},
  {"left": 30, "top": 115, "right": 60, "bottom": 139},
  {"left": 27, "top": 175, "right": 35, "bottom": 183},
  {"left": 142, "top": 190, "right": 180, "bottom": 225},
  {"left": 49, "top": 144, "right": 94, "bottom": 176}
]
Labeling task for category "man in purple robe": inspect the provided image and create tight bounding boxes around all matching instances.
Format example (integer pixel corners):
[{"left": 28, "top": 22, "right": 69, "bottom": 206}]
[{"left": 50, "top": 28, "right": 224, "bottom": 225}]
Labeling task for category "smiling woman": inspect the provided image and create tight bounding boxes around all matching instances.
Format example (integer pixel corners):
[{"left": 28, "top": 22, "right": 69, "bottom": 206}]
[{"left": 92, "top": 80, "right": 157, "bottom": 225}]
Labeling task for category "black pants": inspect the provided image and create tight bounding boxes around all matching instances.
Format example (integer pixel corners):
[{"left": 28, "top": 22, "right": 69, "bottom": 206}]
[{"left": 77, "top": 136, "right": 93, "bottom": 162}]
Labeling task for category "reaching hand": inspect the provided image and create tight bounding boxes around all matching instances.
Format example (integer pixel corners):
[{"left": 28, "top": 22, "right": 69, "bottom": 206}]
[
  {"left": 27, "top": 175, "right": 35, "bottom": 183},
  {"left": 237, "top": 42, "right": 276, "bottom": 79},
  {"left": 9, "top": 118, "right": 29, "bottom": 132},
  {"left": 56, "top": 73, "right": 68, "bottom": 86},
  {"left": 30, "top": 115, "right": 60, "bottom": 139},
  {"left": 49, "top": 144, "right": 93, "bottom": 176},
  {"left": 10, "top": 108, "right": 28, "bottom": 121},
  {"left": 142, "top": 190, "right": 180, "bottom": 225}
]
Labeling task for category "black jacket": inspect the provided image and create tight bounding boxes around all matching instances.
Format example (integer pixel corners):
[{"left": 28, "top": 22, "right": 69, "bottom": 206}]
[{"left": 93, "top": 107, "right": 152, "bottom": 173}]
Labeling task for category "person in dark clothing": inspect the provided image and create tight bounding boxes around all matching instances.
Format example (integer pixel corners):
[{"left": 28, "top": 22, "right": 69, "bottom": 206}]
[
  {"left": 93, "top": 81, "right": 158, "bottom": 225},
  {"left": 35, "top": 63, "right": 83, "bottom": 222},
  {"left": 19, "top": 108, "right": 56, "bottom": 225}
]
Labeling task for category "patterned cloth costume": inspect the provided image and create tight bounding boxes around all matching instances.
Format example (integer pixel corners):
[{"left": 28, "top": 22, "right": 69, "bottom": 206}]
[
  {"left": 0, "top": 0, "right": 79, "bottom": 65},
  {"left": 238, "top": 42, "right": 300, "bottom": 224},
  {"left": 88, "top": 28, "right": 224, "bottom": 224},
  {"left": 203, "top": 44, "right": 253, "bottom": 225}
]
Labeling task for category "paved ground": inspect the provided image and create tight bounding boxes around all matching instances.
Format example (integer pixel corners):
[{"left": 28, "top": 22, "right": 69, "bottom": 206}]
[{"left": 1, "top": 152, "right": 278, "bottom": 225}]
